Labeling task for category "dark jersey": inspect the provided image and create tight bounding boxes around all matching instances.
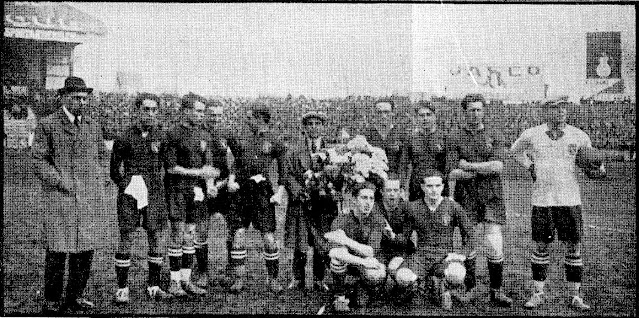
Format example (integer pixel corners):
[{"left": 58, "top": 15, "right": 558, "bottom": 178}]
[
  {"left": 163, "top": 123, "right": 228, "bottom": 191},
  {"left": 406, "top": 198, "right": 471, "bottom": 255},
  {"left": 226, "top": 125, "right": 286, "bottom": 181},
  {"left": 446, "top": 125, "right": 506, "bottom": 208},
  {"left": 110, "top": 125, "right": 165, "bottom": 190},
  {"left": 406, "top": 128, "right": 447, "bottom": 178},
  {"left": 331, "top": 206, "right": 387, "bottom": 257}
]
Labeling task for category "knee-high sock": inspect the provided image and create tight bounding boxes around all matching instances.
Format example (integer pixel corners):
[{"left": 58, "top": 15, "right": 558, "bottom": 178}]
[
  {"left": 181, "top": 245, "right": 195, "bottom": 281},
  {"left": 564, "top": 252, "right": 583, "bottom": 283},
  {"left": 194, "top": 240, "right": 209, "bottom": 274},
  {"left": 292, "top": 250, "right": 307, "bottom": 281},
  {"left": 531, "top": 250, "right": 550, "bottom": 284},
  {"left": 263, "top": 246, "right": 280, "bottom": 278},
  {"left": 44, "top": 250, "right": 67, "bottom": 302},
  {"left": 147, "top": 253, "right": 163, "bottom": 287},
  {"left": 115, "top": 252, "right": 131, "bottom": 288},
  {"left": 487, "top": 253, "right": 505, "bottom": 290},
  {"left": 230, "top": 247, "right": 247, "bottom": 279},
  {"left": 330, "top": 258, "right": 347, "bottom": 296},
  {"left": 168, "top": 247, "right": 183, "bottom": 281},
  {"left": 67, "top": 250, "right": 94, "bottom": 301},
  {"left": 463, "top": 250, "right": 477, "bottom": 291}
]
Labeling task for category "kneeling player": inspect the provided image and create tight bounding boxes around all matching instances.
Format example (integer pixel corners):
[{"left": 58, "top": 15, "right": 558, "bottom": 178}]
[
  {"left": 399, "top": 170, "right": 473, "bottom": 310},
  {"left": 111, "top": 93, "right": 173, "bottom": 302},
  {"left": 325, "top": 182, "right": 395, "bottom": 312}
]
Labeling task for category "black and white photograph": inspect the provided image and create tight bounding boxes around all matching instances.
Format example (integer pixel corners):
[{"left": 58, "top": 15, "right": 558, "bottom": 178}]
[{"left": 2, "top": 1, "right": 635, "bottom": 316}]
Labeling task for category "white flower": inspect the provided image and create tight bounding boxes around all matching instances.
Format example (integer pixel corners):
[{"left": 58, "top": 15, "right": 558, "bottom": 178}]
[
  {"left": 347, "top": 135, "right": 371, "bottom": 153},
  {"left": 312, "top": 152, "right": 327, "bottom": 162},
  {"left": 370, "top": 157, "right": 389, "bottom": 172},
  {"left": 351, "top": 174, "right": 366, "bottom": 183},
  {"left": 303, "top": 170, "right": 314, "bottom": 179},
  {"left": 370, "top": 146, "right": 388, "bottom": 163},
  {"left": 325, "top": 148, "right": 339, "bottom": 160},
  {"left": 351, "top": 153, "right": 371, "bottom": 165}
]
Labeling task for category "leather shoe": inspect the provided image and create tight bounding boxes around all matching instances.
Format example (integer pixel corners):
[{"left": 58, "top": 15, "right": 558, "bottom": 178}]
[{"left": 65, "top": 298, "right": 95, "bottom": 312}]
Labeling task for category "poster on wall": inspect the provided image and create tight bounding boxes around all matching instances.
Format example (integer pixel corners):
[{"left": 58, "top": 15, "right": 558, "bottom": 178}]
[{"left": 586, "top": 31, "right": 624, "bottom": 95}]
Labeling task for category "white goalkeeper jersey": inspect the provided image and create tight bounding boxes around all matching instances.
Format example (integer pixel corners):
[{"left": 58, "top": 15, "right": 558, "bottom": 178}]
[{"left": 511, "top": 123, "right": 592, "bottom": 207}]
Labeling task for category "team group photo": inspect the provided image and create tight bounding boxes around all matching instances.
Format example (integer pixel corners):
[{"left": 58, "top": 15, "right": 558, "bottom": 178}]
[{"left": 3, "top": 2, "right": 636, "bottom": 316}]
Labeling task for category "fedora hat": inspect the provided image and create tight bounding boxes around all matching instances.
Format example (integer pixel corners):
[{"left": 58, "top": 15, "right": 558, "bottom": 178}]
[{"left": 58, "top": 76, "right": 93, "bottom": 95}]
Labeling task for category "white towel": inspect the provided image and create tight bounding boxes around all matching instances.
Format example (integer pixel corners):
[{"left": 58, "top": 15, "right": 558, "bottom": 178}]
[
  {"left": 193, "top": 187, "right": 204, "bottom": 202},
  {"left": 249, "top": 174, "right": 266, "bottom": 184},
  {"left": 124, "top": 175, "right": 148, "bottom": 209}
]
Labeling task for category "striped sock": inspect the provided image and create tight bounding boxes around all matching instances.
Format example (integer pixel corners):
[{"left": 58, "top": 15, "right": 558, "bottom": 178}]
[
  {"left": 230, "top": 248, "right": 247, "bottom": 266},
  {"left": 531, "top": 250, "right": 550, "bottom": 282},
  {"left": 115, "top": 253, "right": 131, "bottom": 288},
  {"left": 147, "top": 253, "right": 163, "bottom": 287},
  {"left": 487, "top": 253, "right": 505, "bottom": 290},
  {"left": 263, "top": 248, "right": 280, "bottom": 278},
  {"left": 564, "top": 253, "right": 583, "bottom": 283},
  {"left": 330, "top": 258, "right": 347, "bottom": 296},
  {"left": 168, "top": 247, "right": 183, "bottom": 280},
  {"left": 182, "top": 245, "right": 195, "bottom": 281}
]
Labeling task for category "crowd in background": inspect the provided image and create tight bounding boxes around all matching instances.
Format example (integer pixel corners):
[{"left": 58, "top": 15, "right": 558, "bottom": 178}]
[{"left": 4, "top": 90, "right": 636, "bottom": 154}]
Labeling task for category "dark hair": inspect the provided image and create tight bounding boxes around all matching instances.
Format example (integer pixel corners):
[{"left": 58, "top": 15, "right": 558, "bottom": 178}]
[
  {"left": 414, "top": 100, "right": 435, "bottom": 113},
  {"left": 352, "top": 181, "right": 377, "bottom": 196},
  {"left": 419, "top": 169, "right": 444, "bottom": 183},
  {"left": 375, "top": 99, "right": 395, "bottom": 111},
  {"left": 181, "top": 92, "right": 207, "bottom": 110},
  {"left": 461, "top": 94, "right": 486, "bottom": 110},
  {"left": 135, "top": 93, "right": 160, "bottom": 109},
  {"left": 250, "top": 102, "right": 271, "bottom": 124}
]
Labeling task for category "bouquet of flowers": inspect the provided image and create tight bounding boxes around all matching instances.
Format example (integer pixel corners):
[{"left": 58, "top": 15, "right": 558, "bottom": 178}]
[{"left": 303, "top": 135, "right": 389, "bottom": 213}]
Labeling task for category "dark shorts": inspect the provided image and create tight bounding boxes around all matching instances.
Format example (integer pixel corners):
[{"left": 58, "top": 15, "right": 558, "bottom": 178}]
[
  {"left": 403, "top": 250, "right": 445, "bottom": 279},
  {"left": 166, "top": 187, "right": 208, "bottom": 224},
  {"left": 117, "top": 193, "right": 167, "bottom": 233},
  {"left": 226, "top": 179, "right": 276, "bottom": 234},
  {"left": 532, "top": 206, "right": 583, "bottom": 244},
  {"left": 207, "top": 187, "right": 232, "bottom": 215}
]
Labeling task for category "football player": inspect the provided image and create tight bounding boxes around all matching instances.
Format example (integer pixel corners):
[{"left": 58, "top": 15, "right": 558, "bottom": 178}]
[
  {"left": 510, "top": 100, "right": 599, "bottom": 310},
  {"left": 325, "top": 182, "right": 395, "bottom": 312},
  {"left": 162, "top": 93, "right": 226, "bottom": 296},
  {"left": 110, "top": 93, "right": 173, "bottom": 303},
  {"left": 446, "top": 93, "right": 513, "bottom": 306},
  {"left": 224, "top": 103, "right": 287, "bottom": 294},
  {"left": 360, "top": 100, "right": 409, "bottom": 200},
  {"left": 194, "top": 99, "right": 236, "bottom": 288},
  {"left": 405, "top": 101, "right": 448, "bottom": 201}
]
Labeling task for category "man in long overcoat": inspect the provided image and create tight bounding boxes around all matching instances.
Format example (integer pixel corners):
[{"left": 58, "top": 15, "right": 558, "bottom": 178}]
[{"left": 32, "top": 77, "right": 111, "bottom": 314}]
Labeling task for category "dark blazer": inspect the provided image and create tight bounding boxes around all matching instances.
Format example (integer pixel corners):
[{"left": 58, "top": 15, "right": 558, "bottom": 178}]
[{"left": 282, "top": 136, "right": 336, "bottom": 250}]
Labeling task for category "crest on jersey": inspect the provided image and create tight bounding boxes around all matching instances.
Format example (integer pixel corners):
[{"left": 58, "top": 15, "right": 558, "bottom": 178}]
[
  {"left": 485, "top": 137, "right": 494, "bottom": 150},
  {"left": 262, "top": 141, "right": 272, "bottom": 154},
  {"left": 151, "top": 141, "right": 160, "bottom": 153},
  {"left": 200, "top": 140, "right": 207, "bottom": 152},
  {"left": 568, "top": 143, "right": 578, "bottom": 156}
]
